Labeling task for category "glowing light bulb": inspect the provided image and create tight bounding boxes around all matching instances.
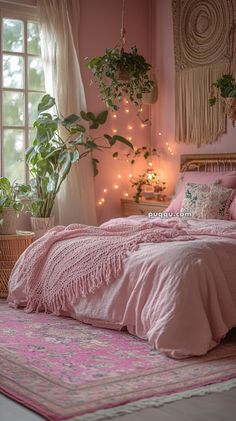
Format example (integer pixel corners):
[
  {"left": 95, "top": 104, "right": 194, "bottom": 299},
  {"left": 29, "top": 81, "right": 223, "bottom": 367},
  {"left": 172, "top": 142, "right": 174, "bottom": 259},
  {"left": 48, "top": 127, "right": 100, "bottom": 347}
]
[
  {"left": 158, "top": 132, "right": 162, "bottom": 136},
  {"left": 112, "top": 128, "right": 117, "bottom": 133},
  {"left": 141, "top": 123, "right": 145, "bottom": 128},
  {"left": 140, "top": 107, "right": 143, "bottom": 112},
  {"left": 124, "top": 99, "right": 129, "bottom": 104},
  {"left": 113, "top": 114, "right": 117, "bottom": 118},
  {"left": 128, "top": 136, "right": 132, "bottom": 141},
  {"left": 125, "top": 108, "right": 130, "bottom": 113},
  {"left": 124, "top": 192, "right": 129, "bottom": 197},
  {"left": 148, "top": 162, "right": 153, "bottom": 167},
  {"left": 101, "top": 198, "right": 105, "bottom": 203},
  {"left": 114, "top": 184, "right": 119, "bottom": 189},
  {"left": 128, "top": 125, "right": 133, "bottom": 130},
  {"left": 166, "top": 142, "right": 169, "bottom": 145},
  {"left": 103, "top": 188, "right": 107, "bottom": 193},
  {"left": 117, "top": 174, "right": 121, "bottom": 179},
  {"left": 98, "top": 201, "right": 102, "bottom": 206},
  {"left": 128, "top": 173, "right": 133, "bottom": 178}
]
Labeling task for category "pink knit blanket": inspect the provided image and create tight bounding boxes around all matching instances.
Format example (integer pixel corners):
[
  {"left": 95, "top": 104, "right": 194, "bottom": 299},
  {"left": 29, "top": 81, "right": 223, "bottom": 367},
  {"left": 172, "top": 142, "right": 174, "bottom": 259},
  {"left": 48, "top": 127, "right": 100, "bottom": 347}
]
[{"left": 8, "top": 217, "right": 236, "bottom": 314}]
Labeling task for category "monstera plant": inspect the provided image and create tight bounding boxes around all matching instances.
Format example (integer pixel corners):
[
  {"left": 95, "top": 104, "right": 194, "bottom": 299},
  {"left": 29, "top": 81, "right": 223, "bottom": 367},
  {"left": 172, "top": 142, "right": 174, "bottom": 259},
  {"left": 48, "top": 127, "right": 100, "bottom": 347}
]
[{"left": 26, "top": 94, "right": 133, "bottom": 237}]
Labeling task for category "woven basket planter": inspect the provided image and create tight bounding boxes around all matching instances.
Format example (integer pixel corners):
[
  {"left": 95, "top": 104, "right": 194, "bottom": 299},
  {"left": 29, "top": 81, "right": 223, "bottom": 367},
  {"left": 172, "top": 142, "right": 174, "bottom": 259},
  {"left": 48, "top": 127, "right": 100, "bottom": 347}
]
[
  {"left": 0, "top": 231, "right": 34, "bottom": 298},
  {"left": 225, "top": 97, "right": 236, "bottom": 125}
]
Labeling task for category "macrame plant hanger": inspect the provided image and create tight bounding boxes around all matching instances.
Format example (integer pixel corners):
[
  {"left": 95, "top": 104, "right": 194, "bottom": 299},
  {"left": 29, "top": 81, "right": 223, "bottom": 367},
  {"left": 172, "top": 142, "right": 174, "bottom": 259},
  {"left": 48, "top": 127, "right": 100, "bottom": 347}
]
[
  {"left": 114, "top": 0, "right": 155, "bottom": 125},
  {"left": 115, "top": 0, "right": 126, "bottom": 51}
]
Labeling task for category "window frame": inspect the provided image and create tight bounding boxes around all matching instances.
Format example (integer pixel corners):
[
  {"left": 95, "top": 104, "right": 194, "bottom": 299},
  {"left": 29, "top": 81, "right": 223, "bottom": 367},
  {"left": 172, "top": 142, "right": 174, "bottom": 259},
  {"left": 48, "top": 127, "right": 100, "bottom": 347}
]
[{"left": 0, "top": 1, "right": 44, "bottom": 183}]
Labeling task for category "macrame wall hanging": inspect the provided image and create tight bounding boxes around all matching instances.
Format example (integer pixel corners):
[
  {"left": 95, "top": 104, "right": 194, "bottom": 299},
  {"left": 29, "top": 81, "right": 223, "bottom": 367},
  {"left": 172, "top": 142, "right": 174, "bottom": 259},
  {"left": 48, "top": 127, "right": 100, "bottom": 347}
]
[{"left": 172, "top": 0, "right": 236, "bottom": 147}]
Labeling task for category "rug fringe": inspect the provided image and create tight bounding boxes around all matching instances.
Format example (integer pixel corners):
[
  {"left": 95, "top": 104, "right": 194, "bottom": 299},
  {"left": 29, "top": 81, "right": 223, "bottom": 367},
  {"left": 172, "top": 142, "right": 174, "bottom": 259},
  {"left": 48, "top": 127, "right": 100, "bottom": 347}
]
[{"left": 70, "top": 379, "right": 236, "bottom": 421}]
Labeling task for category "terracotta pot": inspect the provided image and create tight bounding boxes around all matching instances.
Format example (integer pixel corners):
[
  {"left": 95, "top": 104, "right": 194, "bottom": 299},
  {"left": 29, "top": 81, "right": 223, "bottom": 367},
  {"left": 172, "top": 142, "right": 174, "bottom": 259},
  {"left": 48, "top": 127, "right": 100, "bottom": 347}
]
[
  {"left": 30, "top": 216, "right": 55, "bottom": 240},
  {"left": 225, "top": 97, "right": 236, "bottom": 124},
  {"left": 115, "top": 69, "right": 129, "bottom": 81},
  {"left": 0, "top": 208, "right": 17, "bottom": 235}
]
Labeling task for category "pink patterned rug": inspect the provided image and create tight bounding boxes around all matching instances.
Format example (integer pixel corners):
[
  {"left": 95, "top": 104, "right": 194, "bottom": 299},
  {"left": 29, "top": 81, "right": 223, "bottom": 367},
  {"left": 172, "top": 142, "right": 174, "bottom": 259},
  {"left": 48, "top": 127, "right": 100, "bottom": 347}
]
[{"left": 0, "top": 301, "right": 236, "bottom": 421}]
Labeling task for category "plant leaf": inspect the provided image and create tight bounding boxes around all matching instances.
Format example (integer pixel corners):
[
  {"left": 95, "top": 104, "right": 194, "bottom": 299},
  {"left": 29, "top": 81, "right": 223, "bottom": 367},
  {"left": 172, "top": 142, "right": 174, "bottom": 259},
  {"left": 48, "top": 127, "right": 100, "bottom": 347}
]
[
  {"left": 71, "top": 150, "right": 80, "bottom": 163},
  {"left": 38, "top": 95, "right": 55, "bottom": 113},
  {"left": 92, "top": 158, "right": 99, "bottom": 176},
  {"left": 97, "top": 110, "right": 108, "bottom": 124},
  {"left": 87, "top": 112, "right": 96, "bottom": 121},
  {"left": 113, "top": 135, "right": 133, "bottom": 149},
  {"left": 86, "top": 140, "right": 98, "bottom": 149},
  {"left": 62, "top": 114, "right": 80, "bottom": 126},
  {"left": 89, "top": 122, "right": 99, "bottom": 129},
  {"left": 80, "top": 110, "right": 90, "bottom": 121}
]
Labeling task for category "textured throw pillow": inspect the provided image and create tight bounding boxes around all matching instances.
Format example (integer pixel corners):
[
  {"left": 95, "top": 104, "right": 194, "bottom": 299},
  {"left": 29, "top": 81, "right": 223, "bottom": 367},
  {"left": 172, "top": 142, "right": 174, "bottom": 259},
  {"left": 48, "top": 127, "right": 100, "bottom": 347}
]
[
  {"left": 180, "top": 182, "right": 236, "bottom": 220},
  {"left": 166, "top": 171, "right": 236, "bottom": 219}
]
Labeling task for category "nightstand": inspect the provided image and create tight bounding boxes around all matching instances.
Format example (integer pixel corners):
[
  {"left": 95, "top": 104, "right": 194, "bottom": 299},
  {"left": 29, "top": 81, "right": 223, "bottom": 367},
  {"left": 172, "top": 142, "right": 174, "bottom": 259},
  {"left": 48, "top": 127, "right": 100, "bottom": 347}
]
[
  {"left": 120, "top": 198, "right": 171, "bottom": 217},
  {"left": 0, "top": 231, "right": 35, "bottom": 298}
]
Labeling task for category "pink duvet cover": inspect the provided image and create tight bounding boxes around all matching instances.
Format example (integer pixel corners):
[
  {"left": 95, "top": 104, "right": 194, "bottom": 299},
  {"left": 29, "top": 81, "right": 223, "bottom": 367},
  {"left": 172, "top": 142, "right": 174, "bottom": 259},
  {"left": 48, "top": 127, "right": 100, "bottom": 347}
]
[{"left": 8, "top": 217, "right": 236, "bottom": 358}]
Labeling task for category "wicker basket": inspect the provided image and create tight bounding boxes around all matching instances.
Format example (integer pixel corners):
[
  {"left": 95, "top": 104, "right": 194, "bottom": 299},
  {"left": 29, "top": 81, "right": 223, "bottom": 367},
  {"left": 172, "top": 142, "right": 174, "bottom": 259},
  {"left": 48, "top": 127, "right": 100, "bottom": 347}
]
[{"left": 0, "top": 231, "right": 35, "bottom": 298}]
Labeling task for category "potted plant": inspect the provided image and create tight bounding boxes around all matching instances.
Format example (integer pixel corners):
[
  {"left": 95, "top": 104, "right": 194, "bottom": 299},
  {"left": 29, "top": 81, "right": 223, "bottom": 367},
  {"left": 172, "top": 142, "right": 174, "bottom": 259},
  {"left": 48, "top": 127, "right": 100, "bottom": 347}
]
[
  {"left": 209, "top": 74, "right": 236, "bottom": 124},
  {"left": 0, "top": 177, "right": 30, "bottom": 235},
  {"left": 26, "top": 94, "right": 133, "bottom": 238},
  {"left": 131, "top": 172, "right": 166, "bottom": 203},
  {"left": 87, "top": 46, "right": 155, "bottom": 114}
]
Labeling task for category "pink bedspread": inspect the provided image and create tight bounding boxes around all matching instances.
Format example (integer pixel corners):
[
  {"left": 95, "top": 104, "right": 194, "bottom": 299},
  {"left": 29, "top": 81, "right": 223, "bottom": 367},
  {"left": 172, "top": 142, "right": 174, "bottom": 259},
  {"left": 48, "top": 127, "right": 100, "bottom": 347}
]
[{"left": 8, "top": 217, "right": 236, "bottom": 358}]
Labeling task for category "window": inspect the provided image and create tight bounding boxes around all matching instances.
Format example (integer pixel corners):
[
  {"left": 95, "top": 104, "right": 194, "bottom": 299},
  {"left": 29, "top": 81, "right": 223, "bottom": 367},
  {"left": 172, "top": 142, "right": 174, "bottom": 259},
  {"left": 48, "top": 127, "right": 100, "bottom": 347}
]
[{"left": 0, "top": 6, "right": 45, "bottom": 183}]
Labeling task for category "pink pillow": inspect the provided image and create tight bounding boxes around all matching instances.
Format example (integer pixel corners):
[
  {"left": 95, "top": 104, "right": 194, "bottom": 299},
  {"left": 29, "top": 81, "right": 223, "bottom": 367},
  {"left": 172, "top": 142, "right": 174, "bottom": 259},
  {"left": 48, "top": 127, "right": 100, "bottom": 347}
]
[{"left": 166, "top": 171, "right": 236, "bottom": 219}]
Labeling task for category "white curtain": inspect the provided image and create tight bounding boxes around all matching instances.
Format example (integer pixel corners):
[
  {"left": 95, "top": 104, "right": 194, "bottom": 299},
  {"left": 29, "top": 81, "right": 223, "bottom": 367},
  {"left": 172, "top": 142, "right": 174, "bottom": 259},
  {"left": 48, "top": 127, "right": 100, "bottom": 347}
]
[{"left": 38, "top": 0, "right": 97, "bottom": 226}]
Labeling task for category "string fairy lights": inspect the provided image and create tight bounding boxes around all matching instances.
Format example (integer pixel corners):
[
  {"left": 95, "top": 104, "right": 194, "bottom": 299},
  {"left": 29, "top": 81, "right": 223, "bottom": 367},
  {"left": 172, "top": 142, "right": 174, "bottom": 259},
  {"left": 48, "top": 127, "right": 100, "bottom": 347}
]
[
  {"left": 97, "top": 103, "right": 172, "bottom": 208},
  {"left": 157, "top": 132, "right": 174, "bottom": 156}
]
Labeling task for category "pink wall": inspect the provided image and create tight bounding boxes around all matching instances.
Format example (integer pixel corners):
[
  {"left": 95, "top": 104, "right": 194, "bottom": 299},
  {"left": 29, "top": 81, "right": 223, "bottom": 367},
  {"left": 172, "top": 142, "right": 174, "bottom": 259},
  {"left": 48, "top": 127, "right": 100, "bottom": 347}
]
[
  {"left": 152, "top": 0, "right": 236, "bottom": 197},
  {"left": 79, "top": 0, "right": 151, "bottom": 223}
]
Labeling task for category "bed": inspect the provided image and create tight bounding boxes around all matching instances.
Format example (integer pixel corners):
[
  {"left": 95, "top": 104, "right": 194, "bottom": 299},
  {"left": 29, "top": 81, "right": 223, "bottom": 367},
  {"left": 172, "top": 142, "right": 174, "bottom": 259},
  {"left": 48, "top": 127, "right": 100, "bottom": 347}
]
[{"left": 7, "top": 153, "right": 236, "bottom": 359}]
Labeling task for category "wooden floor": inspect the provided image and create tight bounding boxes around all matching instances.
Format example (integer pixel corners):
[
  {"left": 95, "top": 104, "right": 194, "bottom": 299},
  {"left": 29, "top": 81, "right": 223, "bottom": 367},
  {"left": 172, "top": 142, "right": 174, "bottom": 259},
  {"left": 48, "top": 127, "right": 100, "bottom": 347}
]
[{"left": 1, "top": 388, "right": 236, "bottom": 421}]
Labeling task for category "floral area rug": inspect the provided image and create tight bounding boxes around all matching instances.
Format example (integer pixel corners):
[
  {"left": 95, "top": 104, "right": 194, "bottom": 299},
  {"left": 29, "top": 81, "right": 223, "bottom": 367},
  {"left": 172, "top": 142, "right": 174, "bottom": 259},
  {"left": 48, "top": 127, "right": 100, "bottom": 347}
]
[{"left": 0, "top": 301, "right": 236, "bottom": 421}]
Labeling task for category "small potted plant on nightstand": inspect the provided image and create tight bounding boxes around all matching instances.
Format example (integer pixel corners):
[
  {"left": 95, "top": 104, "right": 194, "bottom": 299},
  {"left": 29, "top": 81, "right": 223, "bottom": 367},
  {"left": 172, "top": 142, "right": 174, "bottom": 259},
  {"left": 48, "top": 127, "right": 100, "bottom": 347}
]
[
  {"left": 131, "top": 172, "right": 166, "bottom": 203},
  {"left": 0, "top": 177, "right": 30, "bottom": 235}
]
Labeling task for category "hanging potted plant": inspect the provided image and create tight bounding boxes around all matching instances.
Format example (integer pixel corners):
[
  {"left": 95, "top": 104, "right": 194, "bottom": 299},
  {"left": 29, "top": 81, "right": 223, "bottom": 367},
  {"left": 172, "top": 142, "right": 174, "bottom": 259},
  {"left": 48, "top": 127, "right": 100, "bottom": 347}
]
[
  {"left": 209, "top": 74, "right": 236, "bottom": 125},
  {"left": 26, "top": 94, "right": 133, "bottom": 239},
  {"left": 0, "top": 178, "right": 30, "bottom": 235},
  {"left": 86, "top": 0, "right": 156, "bottom": 117},
  {"left": 87, "top": 46, "right": 155, "bottom": 112}
]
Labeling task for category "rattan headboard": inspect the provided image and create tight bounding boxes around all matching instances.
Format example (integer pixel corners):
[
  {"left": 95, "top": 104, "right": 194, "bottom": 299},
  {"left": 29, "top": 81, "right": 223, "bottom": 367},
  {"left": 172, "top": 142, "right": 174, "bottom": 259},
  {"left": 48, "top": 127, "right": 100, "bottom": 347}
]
[{"left": 180, "top": 153, "right": 236, "bottom": 173}]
